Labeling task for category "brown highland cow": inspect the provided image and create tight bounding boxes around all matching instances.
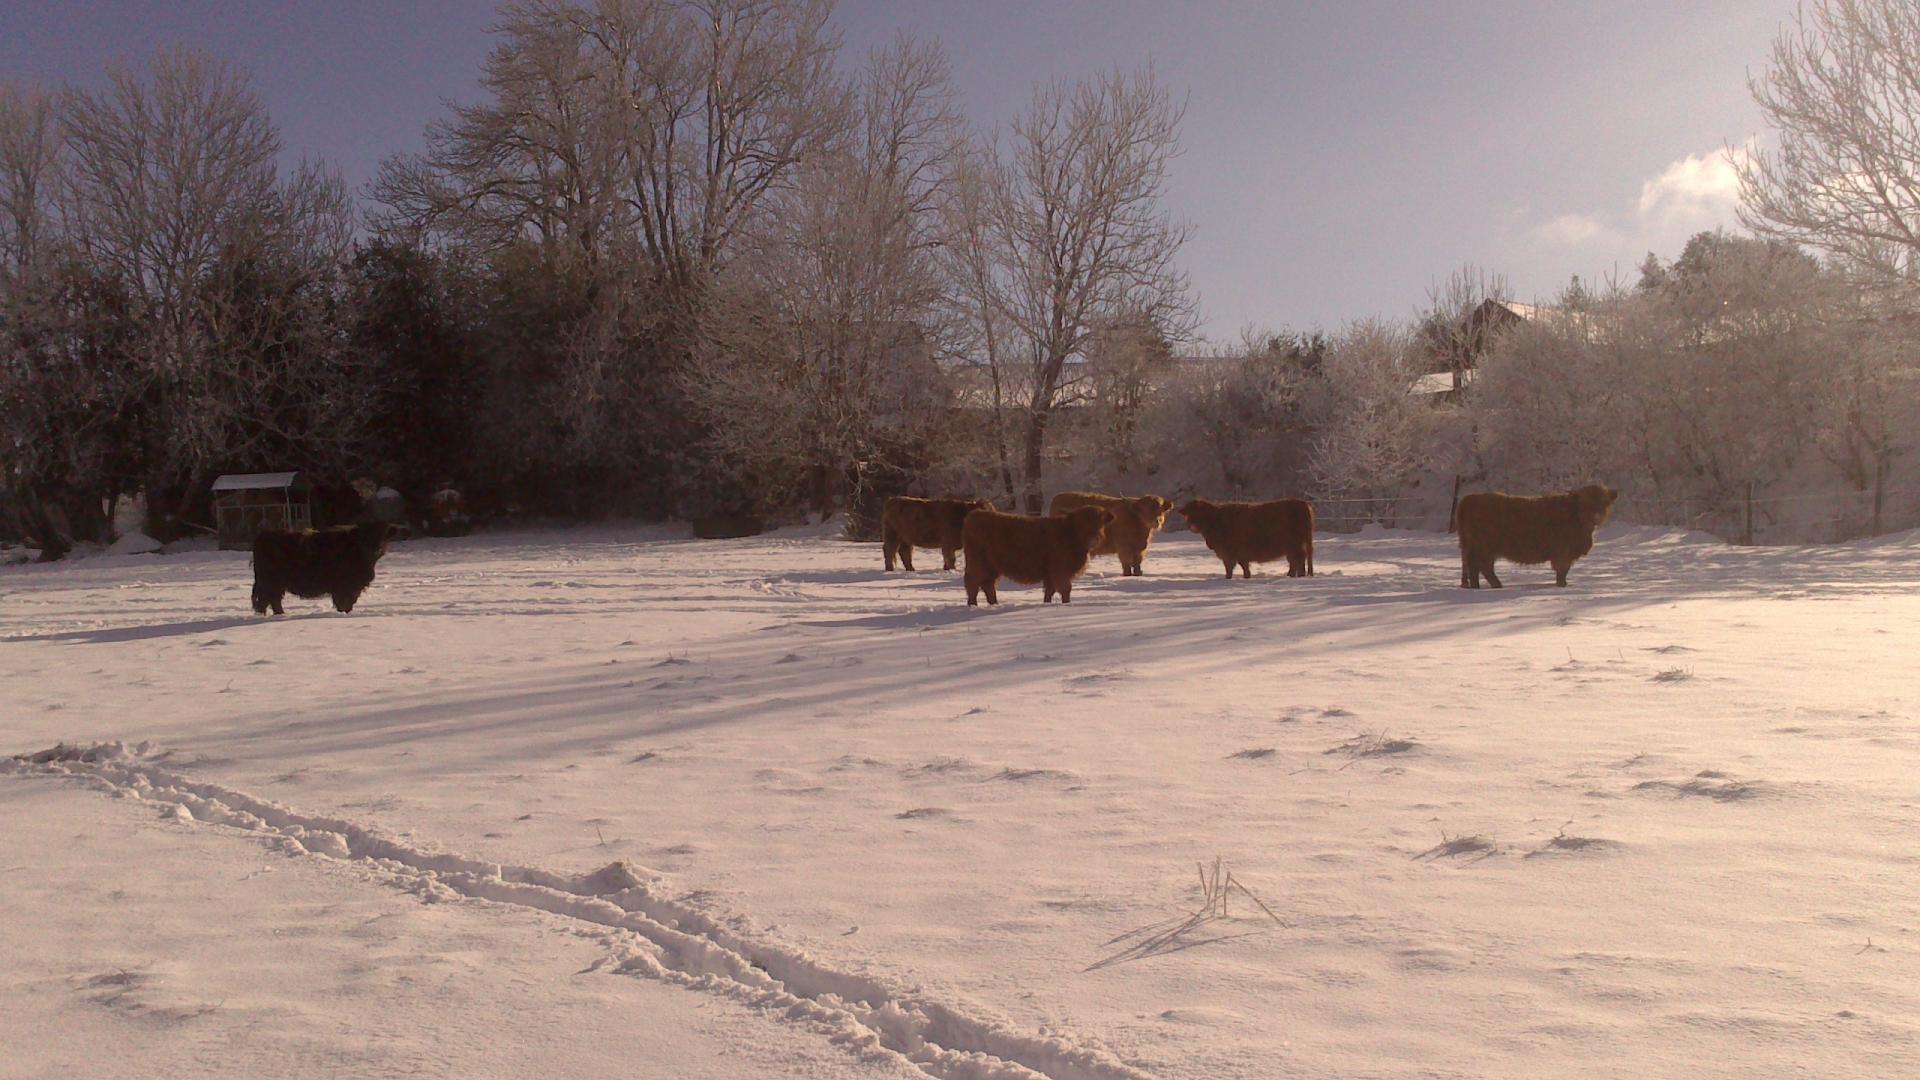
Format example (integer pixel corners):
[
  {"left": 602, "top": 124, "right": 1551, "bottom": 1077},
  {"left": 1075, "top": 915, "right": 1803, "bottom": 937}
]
[
  {"left": 1179, "top": 498, "right": 1315, "bottom": 579},
  {"left": 962, "top": 506, "right": 1114, "bottom": 605},
  {"left": 251, "top": 522, "right": 394, "bottom": 614},
  {"left": 1455, "top": 484, "right": 1618, "bottom": 588},
  {"left": 882, "top": 496, "right": 993, "bottom": 571},
  {"left": 1048, "top": 492, "right": 1174, "bottom": 576}
]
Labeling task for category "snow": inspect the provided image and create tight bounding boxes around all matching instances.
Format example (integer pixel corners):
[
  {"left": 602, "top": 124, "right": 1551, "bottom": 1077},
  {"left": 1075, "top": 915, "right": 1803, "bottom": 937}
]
[
  {"left": 4, "top": 522, "right": 1918, "bottom": 1077},
  {"left": 105, "top": 529, "right": 163, "bottom": 556},
  {"left": 210, "top": 472, "right": 301, "bottom": 492}
]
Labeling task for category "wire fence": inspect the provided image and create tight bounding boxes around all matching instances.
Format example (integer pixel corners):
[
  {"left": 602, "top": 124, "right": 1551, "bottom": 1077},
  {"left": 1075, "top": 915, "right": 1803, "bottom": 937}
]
[{"left": 1306, "top": 485, "right": 1920, "bottom": 546}]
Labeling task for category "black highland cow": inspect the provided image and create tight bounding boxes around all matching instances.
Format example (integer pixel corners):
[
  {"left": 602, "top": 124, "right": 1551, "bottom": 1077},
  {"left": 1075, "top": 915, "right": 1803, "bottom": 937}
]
[{"left": 251, "top": 523, "right": 394, "bottom": 614}]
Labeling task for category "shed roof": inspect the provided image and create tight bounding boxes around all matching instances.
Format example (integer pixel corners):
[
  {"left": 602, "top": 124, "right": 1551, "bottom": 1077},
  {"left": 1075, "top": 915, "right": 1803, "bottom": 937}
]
[{"left": 212, "top": 472, "right": 302, "bottom": 492}]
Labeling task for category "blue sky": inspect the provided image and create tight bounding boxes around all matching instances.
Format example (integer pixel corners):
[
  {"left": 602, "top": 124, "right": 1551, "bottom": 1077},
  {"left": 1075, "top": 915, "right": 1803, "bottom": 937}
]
[{"left": 1, "top": 0, "right": 1790, "bottom": 340}]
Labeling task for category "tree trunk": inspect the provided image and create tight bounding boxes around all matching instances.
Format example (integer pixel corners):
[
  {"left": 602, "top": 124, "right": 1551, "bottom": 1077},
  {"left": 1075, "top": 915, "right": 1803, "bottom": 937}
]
[
  {"left": 807, "top": 462, "right": 834, "bottom": 522},
  {"left": 1872, "top": 452, "right": 1889, "bottom": 536},
  {"left": 1021, "top": 408, "right": 1050, "bottom": 515}
]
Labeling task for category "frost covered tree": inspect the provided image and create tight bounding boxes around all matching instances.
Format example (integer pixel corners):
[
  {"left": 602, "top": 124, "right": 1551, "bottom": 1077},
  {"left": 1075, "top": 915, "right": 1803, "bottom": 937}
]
[
  {"left": 1468, "top": 282, "right": 1639, "bottom": 497},
  {"left": 684, "top": 34, "right": 963, "bottom": 521},
  {"left": 1309, "top": 320, "right": 1462, "bottom": 524},
  {"left": 951, "top": 66, "right": 1194, "bottom": 512},
  {"left": 1417, "top": 264, "right": 1511, "bottom": 385},
  {"left": 373, "top": 0, "right": 851, "bottom": 514},
  {"left": 1810, "top": 305, "right": 1920, "bottom": 534},
  {"left": 57, "top": 49, "right": 361, "bottom": 516},
  {"left": 1736, "top": 0, "right": 1920, "bottom": 285},
  {"left": 0, "top": 82, "right": 61, "bottom": 283},
  {"left": 375, "top": 0, "right": 846, "bottom": 279},
  {"left": 0, "top": 53, "right": 366, "bottom": 545},
  {"left": 1468, "top": 233, "right": 1914, "bottom": 540},
  {"left": 1079, "top": 312, "right": 1174, "bottom": 480},
  {"left": 1137, "top": 330, "right": 1317, "bottom": 498}
]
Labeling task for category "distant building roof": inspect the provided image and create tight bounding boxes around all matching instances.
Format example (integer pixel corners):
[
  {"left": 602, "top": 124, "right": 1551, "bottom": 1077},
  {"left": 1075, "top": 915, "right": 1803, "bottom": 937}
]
[{"left": 211, "top": 472, "right": 302, "bottom": 492}]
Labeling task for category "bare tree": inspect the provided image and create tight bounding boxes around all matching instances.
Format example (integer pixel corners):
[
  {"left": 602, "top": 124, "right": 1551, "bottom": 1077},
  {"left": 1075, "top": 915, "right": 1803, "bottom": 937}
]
[
  {"left": 1310, "top": 319, "right": 1464, "bottom": 524},
  {"left": 58, "top": 49, "right": 359, "bottom": 500},
  {"left": 685, "top": 33, "right": 961, "bottom": 518},
  {"left": 63, "top": 49, "right": 348, "bottom": 312},
  {"left": 1813, "top": 310, "right": 1918, "bottom": 534},
  {"left": 1417, "top": 263, "right": 1511, "bottom": 386},
  {"left": 1736, "top": 0, "right": 1920, "bottom": 286},
  {"left": 374, "top": 0, "right": 848, "bottom": 285},
  {"left": 0, "top": 81, "right": 62, "bottom": 282},
  {"left": 1080, "top": 311, "right": 1173, "bottom": 479},
  {"left": 957, "top": 66, "right": 1194, "bottom": 512},
  {"left": 1140, "top": 330, "right": 1311, "bottom": 497}
]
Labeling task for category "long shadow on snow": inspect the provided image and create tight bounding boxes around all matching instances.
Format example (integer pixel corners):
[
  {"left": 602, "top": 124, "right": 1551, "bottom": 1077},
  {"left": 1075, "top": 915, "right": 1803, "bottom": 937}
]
[
  {"left": 199, "top": 572, "right": 1695, "bottom": 772},
  {"left": 5, "top": 612, "right": 335, "bottom": 645},
  {"left": 66, "top": 527, "right": 1920, "bottom": 779}
]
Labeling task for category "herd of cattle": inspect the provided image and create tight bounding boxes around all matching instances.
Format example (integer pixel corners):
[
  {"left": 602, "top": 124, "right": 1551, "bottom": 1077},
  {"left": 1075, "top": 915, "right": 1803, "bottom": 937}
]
[{"left": 240, "top": 483, "right": 1619, "bottom": 614}]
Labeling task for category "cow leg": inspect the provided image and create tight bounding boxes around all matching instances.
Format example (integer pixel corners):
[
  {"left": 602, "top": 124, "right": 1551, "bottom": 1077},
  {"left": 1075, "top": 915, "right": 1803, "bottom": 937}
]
[
  {"left": 1461, "top": 549, "right": 1477, "bottom": 588},
  {"left": 1239, "top": 561, "right": 1251, "bottom": 579},
  {"left": 900, "top": 545, "right": 915, "bottom": 572},
  {"left": 1552, "top": 557, "right": 1571, "bottom": 587},
  {"left": 983, "top": 578, "right": 998, "bottom": 606},
  {"left": 1042, "top": 580, "right": 1056, "bottom": 603},
  {"left": 1221, "top": 558, "right": 1234, "bottom": 579},
  {"left": 1059, "top": 579, "right": 1072, "bottom": 603},
  {"left": 966, "top": 578, "right": 979, "bottom": 606},
  {"left": 943, "top": 547, "right": 958, "bottom": 571},
  {"left": 252, "top": 581, "right": 271, "bottom": 614},
  {"left": 1482, "top": 558, "right": 1503, "bottom": 589},
  {"left": 884, "top": 541, "right": 897, "bottom": 572}
]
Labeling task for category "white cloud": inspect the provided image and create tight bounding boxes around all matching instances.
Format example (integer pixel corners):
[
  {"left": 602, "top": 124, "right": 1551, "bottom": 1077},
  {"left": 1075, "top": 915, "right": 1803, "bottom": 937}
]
[
  {"left": 1530, "top": 213, "right": 1609, "bottom": 246},
  {"left": 1635, "top": 139, "right": 1753, "bottom": 224},
  {"left": 1523, "top": 138, "right": 1759, "bottom": 255}
]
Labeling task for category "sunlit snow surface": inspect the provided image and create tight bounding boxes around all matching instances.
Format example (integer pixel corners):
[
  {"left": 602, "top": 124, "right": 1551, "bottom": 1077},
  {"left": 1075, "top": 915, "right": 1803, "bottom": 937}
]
[{"left": 4, "top": 522, "right": 1917, "bottom": 1078}]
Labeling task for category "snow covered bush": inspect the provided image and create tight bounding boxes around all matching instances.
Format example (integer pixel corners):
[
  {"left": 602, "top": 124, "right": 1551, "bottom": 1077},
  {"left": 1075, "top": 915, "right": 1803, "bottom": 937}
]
[
  {"left": 1132, "top": 332, "right": 1318, "bottom": 500},
  {"left": 1309, "top": 320, "right": 1468, "bottom": 527}
]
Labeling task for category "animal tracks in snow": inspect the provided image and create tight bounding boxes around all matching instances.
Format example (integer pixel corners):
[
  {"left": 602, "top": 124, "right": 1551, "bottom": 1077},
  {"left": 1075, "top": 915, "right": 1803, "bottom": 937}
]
[{"left": 6, "top": 742, "right": 1149, "bottom": 1080}]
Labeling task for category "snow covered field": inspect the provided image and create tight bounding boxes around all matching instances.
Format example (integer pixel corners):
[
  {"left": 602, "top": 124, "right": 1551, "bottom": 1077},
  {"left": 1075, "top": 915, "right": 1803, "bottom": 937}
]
[{"left": 4, "top": 523, "right": 1918, "bottom": 1078}]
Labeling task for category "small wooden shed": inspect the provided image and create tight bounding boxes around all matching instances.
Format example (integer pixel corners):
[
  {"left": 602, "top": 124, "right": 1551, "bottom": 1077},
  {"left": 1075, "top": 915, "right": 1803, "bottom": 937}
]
[{"left": 212, "top": 472, "right": 312, "bottom": 551}]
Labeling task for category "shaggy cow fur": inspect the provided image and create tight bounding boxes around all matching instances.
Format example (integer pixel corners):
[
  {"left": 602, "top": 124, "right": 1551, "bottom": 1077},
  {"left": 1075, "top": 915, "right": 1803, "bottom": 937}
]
[
  {"left": 1455, "top": 484, "right": 1617, "bottom": 588},
  {"left": 962, "top": 506, "right": 1114, "bottom": 605},
  {"left": 1047, "top": 492, "right": 1173, "bottom": 576},
  {"left": 1179, "top": 498, "right": 1316, "bottom": 579},
  {"left": 882, "top": 496, "right": 992, "bottom": 571},
  {"left": 251, "top": 522, "right": 393, "bottom": 614}
]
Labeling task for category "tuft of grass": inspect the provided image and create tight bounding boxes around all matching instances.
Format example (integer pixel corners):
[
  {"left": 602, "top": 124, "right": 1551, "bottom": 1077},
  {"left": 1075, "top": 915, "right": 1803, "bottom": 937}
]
[
  {"left": 1524, "top": 821, "right": 1620, "bottom": 858},
  {"left": 1326, "top": 730, "right": 1418, "bottom": 758},
  {"left": 1652, "top": 667, "right": 1694, "bottom": 683},
  {"left": 1633, "top": 771, "right": 1768, "bottom": 801},
  {"left": 1192, "top": 857, "right": 1288, "bottom": 925},
  {"left": 1415, "top": 824, "right": 1499, "bottom": 861}
]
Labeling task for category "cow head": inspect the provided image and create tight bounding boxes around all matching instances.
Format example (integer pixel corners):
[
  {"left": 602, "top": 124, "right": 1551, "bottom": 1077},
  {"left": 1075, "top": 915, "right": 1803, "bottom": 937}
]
[
  {"left": 1135, "top": 495, "right": 1173, "bottom": 530},
  {"left": 1065, "top": 506, "right": 1114, "bottom": 550},
  {"left": 1178, "top": 499, "right": 1214, "bottom": 534},
  {"left": 943, "top": 498, "right": 995, "bottom": 533},
  {"left": 355, "top": 521, "right": 396, "bottom": 563},
  {"left": 1574, "top": 484, "right": 1618, "bottom": 529}
]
